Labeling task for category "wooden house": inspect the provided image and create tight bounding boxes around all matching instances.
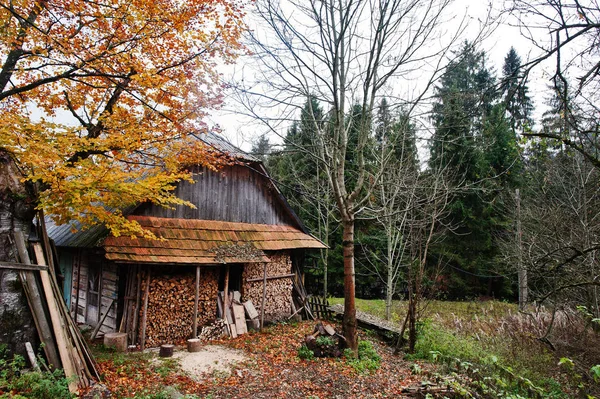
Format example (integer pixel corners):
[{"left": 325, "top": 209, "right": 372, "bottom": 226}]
[{"left": 47, "top": 133, "right": 325, "bottom": 347}]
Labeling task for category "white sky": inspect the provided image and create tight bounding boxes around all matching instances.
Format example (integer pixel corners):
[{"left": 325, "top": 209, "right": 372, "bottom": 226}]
[{"left": 211, "top": 0, "right": 555, "bottom": 152}]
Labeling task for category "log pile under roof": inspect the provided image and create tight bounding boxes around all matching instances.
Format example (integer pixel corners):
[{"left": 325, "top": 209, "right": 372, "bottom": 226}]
[
  {"left": 140, "top": 268, "right": 218, "bottom": 348},
  {"left": 243, "top": 253, "right": 293, "bottom": 322}
]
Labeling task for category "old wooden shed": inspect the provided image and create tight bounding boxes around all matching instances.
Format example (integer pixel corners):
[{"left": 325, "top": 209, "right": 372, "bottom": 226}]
[{"left": 48, "top": 133, "right": 325, "bottom": 347}]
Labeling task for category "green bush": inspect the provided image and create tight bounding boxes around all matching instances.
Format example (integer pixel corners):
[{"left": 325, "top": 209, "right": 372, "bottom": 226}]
[
  {"left": 315, "top": 336, "right": 335, "bottom": 347},
  {"left": 411, "top": 321, "right": 569, "bottom": 399},
  {"left": 345, "top": 340, "right": 381, "bottom": 373},
  {"left": 1, "top": 345, "right": 73, "bottom": 399},
  {"left": 297, "top": 345, "right": 314, "bottom": 361},
  {"left": 10, "top": 370, "right": 73, "bottom": 399}
]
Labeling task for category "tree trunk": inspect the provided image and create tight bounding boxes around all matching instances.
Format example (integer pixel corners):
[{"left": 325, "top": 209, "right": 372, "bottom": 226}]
[
  {"left": 516, "top": 188, "right": 527, "bottom": 310},
  {"left": 385, "top": 230, "right": 393, "bottom": 320},
  {"left": 408, "top": 287, "right": 417, "bottom": 353},
  {"left": 0, "top": 149, "right": 37, "bottom": 357},
  {"left": 342, "top": 219, "right": 358, "bottom": 352}
]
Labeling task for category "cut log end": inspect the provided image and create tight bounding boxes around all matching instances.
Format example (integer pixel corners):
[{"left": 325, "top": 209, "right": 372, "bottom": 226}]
[
  {"left": 159, "top": 344, "right": 174, "bottom": 358},
  {"left": 187, "top": 339, "right": 202, "bottom": 353},
  {"left": 104, "top": 333, "right": 127, "bottom": 352}
]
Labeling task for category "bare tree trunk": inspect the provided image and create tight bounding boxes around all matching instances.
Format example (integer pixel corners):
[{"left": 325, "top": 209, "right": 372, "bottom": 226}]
[
  {"left": 342, "top": 219, "right": 358, "bottom": 351},
  {"left": 516, "top": 188, "right": 527, "bottom": 310},
  {"left": 386, "top": 232, "right": 394, "bottom": 320},
  {"left": 408, "top": 290, "right": 417, "bottom": 353}
]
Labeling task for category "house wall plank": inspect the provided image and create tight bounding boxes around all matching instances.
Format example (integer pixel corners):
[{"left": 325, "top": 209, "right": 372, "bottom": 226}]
[{"left": 134, "top": 165, "right": 298, "bottom": 227}]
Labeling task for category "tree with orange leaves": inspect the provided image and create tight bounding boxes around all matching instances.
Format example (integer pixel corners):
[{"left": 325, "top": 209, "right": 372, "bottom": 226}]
[{"left": 0, "top": 0, "right": 246, "bottom": 253}]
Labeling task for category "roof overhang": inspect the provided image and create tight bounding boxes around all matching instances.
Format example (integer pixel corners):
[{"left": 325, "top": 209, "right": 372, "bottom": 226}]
[{"left": 103, "top": 216, "right": 326, "bottom": 265}]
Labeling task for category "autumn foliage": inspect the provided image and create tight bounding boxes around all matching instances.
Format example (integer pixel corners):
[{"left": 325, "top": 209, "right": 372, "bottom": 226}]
[{"left": 0, "top": 0, "right": 246, "bottom": 236}]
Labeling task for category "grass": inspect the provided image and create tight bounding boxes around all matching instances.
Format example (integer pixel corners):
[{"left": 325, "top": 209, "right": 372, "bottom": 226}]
[
  {"left": 329, "top": 297, "right": 516, "bottom": 323},
  {"left": 331, "top": 297, "right": 598, "bottom": 398}
]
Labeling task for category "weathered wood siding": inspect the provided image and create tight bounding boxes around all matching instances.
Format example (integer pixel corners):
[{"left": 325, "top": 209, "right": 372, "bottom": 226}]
[
  {"left": 134, "top": 164, "right": 298, "bottom": 226},
  {"left": 70, "top": 251, "right": 118, "bottom": 334}
]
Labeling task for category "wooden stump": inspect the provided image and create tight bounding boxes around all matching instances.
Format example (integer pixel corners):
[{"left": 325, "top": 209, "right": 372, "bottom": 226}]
[
  {"left": 159, "top": 344, "right": 174, "bottom": 358},
  {"left": 104, "top": 332, "right": 127, "bottom": 352},
  {"left": 187, "top": 339, "right": 202, "bottom": 353}
]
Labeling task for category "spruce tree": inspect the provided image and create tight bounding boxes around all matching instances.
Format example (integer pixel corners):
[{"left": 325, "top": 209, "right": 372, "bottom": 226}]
[
  {"left": 429, "top": 41, "right": 505, "bottom": 298},
  {"left": 501, "top": 47, "right": 534, "bottom": 132}
]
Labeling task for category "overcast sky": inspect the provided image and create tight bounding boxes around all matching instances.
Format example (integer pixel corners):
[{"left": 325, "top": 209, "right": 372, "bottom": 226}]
[{"left": 211, "top": 0, "right": 554, "bottom": 153}]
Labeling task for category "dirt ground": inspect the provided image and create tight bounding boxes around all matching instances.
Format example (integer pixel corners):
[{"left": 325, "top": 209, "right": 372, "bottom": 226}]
[{"left": 169, "top": 345, "right": 247, "bottom": 379}]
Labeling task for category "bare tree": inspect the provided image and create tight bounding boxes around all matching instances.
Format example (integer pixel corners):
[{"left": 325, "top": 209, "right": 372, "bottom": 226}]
[
  {"left": 237, "top": 0, "right": 463, "bottom": 352},
  {"left": 504, "top": 0, "right": 600, "bottom": 321},
  {"left": 506, "top": 0, "right": 600, "bottom": 168}
]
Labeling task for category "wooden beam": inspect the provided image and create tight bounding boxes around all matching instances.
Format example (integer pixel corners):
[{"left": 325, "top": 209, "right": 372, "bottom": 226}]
[
  {"left": 260, "top": 262, "right": 267, "bottom": 331},
  {"left": 140, "top": 270, "right": 151, "bottom": 351},
  {"left": 223, "top": 265, "right": 230, "bottom": 312},
  {"left": 74, "top": 250, "right": 81, "bottom": 322},
  {"left": 193, "top": 265, "right": 200, "bottom": 338},
  {"left": 90, "top": 299, "right": 115, "bottom": 340},
  {"left": 33, "top": 244, "right": 78, "bottom": 393},
  {"left": 13, "top": 232, "right": 61, "bottom": 370},
  {"left": 0, "top": 261, "right": 48, "bottom": 271},
  {"left": 246, "top": 273, "right": 294, "bottom": 283},
  {"left": 132, "top": 266, "right": 142, "bottom": 345}
]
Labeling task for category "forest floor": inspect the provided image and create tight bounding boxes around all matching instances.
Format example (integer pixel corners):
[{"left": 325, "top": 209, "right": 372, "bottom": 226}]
[
  {"left": 92, "top": 321, "right": 432, "bottom": 399},
  {"left": 90, "top": 299, "right": 600, "bottom": 398}
]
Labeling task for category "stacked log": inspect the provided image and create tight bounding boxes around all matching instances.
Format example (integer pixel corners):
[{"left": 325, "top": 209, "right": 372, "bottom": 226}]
[
  {"left": 242, "top": 253, "right": 293, "bottom": 322},
  {"left": 140, "top": 267, "right": 218, "bottom": 348},
  {"left": 198, "top": 319, "right": 228, "bottom": 341}
]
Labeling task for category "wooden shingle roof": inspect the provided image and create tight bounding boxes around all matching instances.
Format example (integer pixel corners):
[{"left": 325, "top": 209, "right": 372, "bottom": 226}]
[{"left": 103, "top": 216, "right": 326, "bottom": 265}]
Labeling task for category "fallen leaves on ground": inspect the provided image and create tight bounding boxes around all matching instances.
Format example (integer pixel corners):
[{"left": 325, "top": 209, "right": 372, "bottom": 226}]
[{"left": 96, "top": 321, "right": 428, "bottom": 398}]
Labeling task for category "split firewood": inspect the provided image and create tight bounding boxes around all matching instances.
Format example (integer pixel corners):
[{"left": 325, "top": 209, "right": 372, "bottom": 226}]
[
  {"left": 140, "top": 268, "right": 218, "bottom": 348},
  {"left": 198, "top": 319, "right": 228, "bottom": 341}
]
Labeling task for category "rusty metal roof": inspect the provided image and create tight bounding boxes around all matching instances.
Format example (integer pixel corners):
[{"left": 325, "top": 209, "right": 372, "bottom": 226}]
[{"left": 104, "top": 216, "right": 326, "bottom": 264}]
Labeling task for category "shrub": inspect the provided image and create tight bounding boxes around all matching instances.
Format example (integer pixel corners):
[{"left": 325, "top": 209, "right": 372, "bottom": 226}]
[
  {"left": 1, "top": 345, "right": 73, "bottom": 399},
  {"left": 345, "top": 340, "right": 381, "bottom": 373},
  {"left": 10, "top": 370, "right": 73, "bottom": 399},
  {"left": 315, "top": 336, "right": 335, "bottom": 347},
  {"left": 297, "top": 345, "right": 314, "bottom": 361}
]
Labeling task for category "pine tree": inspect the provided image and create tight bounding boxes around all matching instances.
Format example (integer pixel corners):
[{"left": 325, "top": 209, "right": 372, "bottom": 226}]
[
  {"left": 251, "top": 134, "right": 271, "bottom": 163},
  {"left": 501, "top": 47, "right": 534, "bottom": 132},
  {"left": 429, "top": 41, "right": 507, "bottom": 298}
]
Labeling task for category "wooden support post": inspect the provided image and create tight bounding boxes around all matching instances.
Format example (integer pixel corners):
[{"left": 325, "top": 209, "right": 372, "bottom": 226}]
[
  {"left": 223, "top": 265, "right": 230, "bottom": 310},
  {"left": 140, "top": 270, "right": 151, "bottom": 351},
  {"left": 193, "top": 265, "right": 200, "bottom": 338},
  {"left": 74, "top": 250, "right": 81, "bottom": 322},
  {"left": 13, "top": 232, "right": 61, "bottom": 370},
  {"left": 260, "top": 262, "right": 267, "bottom": 331},
  {"left": 132, "top": 266, "right": 142, "bottom": 345},
  {"left": 223, "top": 265, "right": 232, "bottom": 336},
  {"left": 32, "top": 244, "right": 78, "bottom": 393}
]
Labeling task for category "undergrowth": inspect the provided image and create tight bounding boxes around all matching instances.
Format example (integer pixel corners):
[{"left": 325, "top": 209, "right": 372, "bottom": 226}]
[
  {"left": 344, "top": 340, "right": 381, "bottom": 373},
  {"left": 409, "top": 320, "right": 577, "bottom": 398},
  {"left": 0, "top": 345, "right": 73, "bottom": 399}
]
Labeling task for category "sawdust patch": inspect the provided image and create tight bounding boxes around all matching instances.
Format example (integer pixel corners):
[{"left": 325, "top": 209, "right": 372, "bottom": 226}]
[{"left": 166, "top": 345, "right": 247, "bottom": 380}]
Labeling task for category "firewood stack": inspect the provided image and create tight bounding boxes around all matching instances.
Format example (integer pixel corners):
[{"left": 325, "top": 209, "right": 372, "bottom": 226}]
[
  {"left": 140, "top": 268, "right": 218, "bottom": 348},
  {"left": 198, "top": 319, "right": 228, "bottom": 341},
  {"left": 242, "top": 253, "right": 293, "bottom": 321}
]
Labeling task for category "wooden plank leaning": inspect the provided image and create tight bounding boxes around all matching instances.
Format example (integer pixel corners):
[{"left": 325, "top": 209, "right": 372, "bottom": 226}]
[
  {"left": 32, "top": 243, "right": 99, "bottom": 385},
  {"left": 31, "top": 242, "right": 79, "bottom": 393},
  {"left": 32, "top": 240, "right": 100, "bottom": 386},
  {"left": 13, "top": 232, "right": 61, "bottom": 370}
]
